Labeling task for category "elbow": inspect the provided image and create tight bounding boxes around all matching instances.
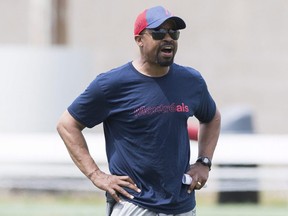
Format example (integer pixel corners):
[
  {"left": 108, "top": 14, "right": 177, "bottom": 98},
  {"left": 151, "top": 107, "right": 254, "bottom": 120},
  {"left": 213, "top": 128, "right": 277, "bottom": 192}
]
[
  {"left": 214, "top": 108, "right": 221, "bottom": 129},
  {"left": 214, "top": 108, "right": 222, "bottom": 134},
  {"left": 56, "top": 110, "right": 85, "bottom": 135},
  {"left": 215, "top": 108, "right": 221, "bottom": 123},
  {"left": 56, "top": 111, "right": 69, "bottom": 135},
  {"left": 56, "top": 118, "right": 65, "bottom": 135}
]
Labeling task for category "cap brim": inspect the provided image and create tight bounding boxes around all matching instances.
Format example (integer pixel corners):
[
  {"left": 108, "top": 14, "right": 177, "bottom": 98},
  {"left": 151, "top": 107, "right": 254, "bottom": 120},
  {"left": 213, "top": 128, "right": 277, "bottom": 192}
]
[{"left": 147, "top": 16, "right": 186, "bottom": 30}]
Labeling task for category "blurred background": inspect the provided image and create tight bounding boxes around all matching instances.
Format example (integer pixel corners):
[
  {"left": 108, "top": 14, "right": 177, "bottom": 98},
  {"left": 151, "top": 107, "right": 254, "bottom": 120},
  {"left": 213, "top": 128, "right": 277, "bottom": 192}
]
[{"left": 0, "top": 0, "right": 287, "bottom": 215}]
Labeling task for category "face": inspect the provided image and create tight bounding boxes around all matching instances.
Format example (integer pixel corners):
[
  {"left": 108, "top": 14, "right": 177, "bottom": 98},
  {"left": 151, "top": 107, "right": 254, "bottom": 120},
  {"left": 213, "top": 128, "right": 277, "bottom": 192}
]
[{"left": 137, "top": 20, "right": 179, "bottom": 67}]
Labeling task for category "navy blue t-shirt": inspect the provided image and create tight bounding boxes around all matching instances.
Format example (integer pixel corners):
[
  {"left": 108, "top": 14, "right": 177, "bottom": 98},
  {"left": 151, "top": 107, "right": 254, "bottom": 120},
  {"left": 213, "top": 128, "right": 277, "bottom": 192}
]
[{"left": 68, "top": 62, "right": 216, "bottom": 214}]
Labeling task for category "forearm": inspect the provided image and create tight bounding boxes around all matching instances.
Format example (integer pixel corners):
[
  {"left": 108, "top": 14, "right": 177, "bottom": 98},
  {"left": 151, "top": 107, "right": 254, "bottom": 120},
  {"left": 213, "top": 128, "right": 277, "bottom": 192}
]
[
  {"left": 57, "top": 110, "right": 141, "bottom": 201},
  {"left": 57, "top": 110, "right": 99, "bottom": 178},
  {"left": 197, "top": 108, "right": 221, "bottom": 160}
]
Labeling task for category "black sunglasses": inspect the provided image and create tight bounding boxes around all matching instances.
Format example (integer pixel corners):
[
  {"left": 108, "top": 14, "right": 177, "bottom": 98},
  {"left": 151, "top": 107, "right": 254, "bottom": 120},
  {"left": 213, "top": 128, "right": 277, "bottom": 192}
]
[{"left": 145, "top": 29, "right": 180, "bottom": 40}]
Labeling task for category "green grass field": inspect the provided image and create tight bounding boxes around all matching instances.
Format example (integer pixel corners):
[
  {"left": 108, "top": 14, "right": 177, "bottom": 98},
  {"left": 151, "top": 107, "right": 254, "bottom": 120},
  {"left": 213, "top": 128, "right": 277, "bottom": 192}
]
[{"left": 0, "top": 192, "right": 287, "bottom": 216}]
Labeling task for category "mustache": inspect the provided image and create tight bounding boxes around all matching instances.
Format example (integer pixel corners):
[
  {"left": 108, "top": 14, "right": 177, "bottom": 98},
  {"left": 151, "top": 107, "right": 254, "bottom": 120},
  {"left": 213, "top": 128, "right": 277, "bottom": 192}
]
[{"left": 160, "top": 41, "right": 175, "bottom": 47}]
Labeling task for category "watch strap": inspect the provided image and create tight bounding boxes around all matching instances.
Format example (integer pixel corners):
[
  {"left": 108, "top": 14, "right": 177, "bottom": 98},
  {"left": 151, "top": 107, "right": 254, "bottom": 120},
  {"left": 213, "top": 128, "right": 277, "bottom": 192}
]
[{"left": 196, "top": 156, "right": 212, "bottom": 170}]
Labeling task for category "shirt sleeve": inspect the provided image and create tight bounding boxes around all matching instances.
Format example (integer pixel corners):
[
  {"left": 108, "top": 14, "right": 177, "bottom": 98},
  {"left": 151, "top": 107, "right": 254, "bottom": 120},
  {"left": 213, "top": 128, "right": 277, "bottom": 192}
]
[
  {"left": 194, "top": 77, "right": 216, "bottom": 123},
  {"left": 67, "top": 78, "right": 110, "bottom": 128}
]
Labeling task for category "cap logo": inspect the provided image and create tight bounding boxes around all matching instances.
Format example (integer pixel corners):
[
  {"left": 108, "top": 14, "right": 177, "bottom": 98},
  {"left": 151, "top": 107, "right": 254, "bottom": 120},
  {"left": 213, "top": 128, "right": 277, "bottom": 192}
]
[{"left": 165, "top": 9, "right": 171, "bottom": 16}]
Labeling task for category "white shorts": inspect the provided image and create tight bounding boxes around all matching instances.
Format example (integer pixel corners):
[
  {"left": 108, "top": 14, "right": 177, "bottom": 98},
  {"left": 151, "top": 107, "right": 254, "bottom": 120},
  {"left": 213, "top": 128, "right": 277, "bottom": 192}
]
[{"left": 110, "top": 200, "right": 196, "bottom": 216}]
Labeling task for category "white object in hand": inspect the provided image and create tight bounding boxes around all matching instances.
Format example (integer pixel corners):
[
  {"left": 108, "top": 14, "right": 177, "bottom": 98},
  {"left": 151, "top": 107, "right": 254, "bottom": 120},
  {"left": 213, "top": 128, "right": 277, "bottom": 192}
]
[{"left": 182, "top": 174, "right": 192, "bottom": 185}]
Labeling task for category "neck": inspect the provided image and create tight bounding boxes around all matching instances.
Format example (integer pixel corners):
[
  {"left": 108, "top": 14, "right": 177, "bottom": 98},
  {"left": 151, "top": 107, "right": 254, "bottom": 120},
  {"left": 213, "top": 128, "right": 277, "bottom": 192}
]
[{"left": 132, "top": 59, "right": 170, "bottom": 77}]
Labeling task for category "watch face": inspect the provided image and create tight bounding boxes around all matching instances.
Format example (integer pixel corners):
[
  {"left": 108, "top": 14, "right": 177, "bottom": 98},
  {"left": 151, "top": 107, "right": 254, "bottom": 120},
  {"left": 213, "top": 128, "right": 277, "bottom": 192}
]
[
  {"left": 197, "top": 157, "right": 211, "bottom": 170},
  {"left": 203, "top": 158, "right": 209, "bottom": 163}
]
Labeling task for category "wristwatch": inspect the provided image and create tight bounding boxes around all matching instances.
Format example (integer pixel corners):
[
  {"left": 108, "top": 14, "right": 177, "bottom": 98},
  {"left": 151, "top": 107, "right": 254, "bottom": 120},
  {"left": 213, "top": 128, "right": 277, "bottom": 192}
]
[{"left": 196, "top": 157, "right": 212, "bottom": 170}]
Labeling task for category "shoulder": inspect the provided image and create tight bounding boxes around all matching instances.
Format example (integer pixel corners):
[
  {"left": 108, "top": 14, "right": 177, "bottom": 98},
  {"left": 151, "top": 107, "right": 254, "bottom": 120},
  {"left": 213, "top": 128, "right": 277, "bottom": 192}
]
[
  {"left": 98, "top": 62, "right": 132, "bottom": 80},
  {"left": 172, "top": 63, "right": 203, "bottom": 78},
  {"left": 91, "top": 62, "right": 139, "bottom": 96},
  {"left": 171, "top": 63, "right": 205, "bottom": 85},
  {"left": 94, "top": 62, "right": 133, "bottom": 86}
]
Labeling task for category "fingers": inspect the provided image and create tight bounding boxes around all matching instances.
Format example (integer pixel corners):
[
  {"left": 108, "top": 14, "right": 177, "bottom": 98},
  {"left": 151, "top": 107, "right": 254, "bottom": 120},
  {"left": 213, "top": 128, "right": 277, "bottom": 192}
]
[
  {"left": 107, "top": 185, "right": 132, "bottom": 203},
  {"left": 187, "top": 179, "right": 206, "bottom": 193},
  {"left": 93, "top": 174, "right": 141, "bottom": 202},
  {"left": 195, "top": 180, "right": 207, "bottom": 190},
  {"left": 108, "top": 188, "right": 121, "bottom": 203},
  {"left": 118, "top": 176, "right": 141, "bottom": 193},
  {"left": 115, "top": 176, "right": 141, "bottom": 200},
  {"left": 186, "top": 163, "right": 209, "bottom": 193}
]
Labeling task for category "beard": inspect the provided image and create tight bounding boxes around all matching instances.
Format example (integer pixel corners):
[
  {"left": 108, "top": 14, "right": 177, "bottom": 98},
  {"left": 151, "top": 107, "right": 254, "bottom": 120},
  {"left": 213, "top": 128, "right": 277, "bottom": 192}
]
[
  {"left": 155, "top": 42, "right": 177, "bottom": 67},
  {"left": 157, "top": 55, "right": 175, "bottom": 66}
]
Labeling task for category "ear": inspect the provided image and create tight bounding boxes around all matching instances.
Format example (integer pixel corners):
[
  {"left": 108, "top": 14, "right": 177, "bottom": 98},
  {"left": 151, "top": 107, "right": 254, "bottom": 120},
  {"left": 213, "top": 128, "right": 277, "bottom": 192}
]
[{"left": 134, "top": 35, "right": 143, "bottom": 47}]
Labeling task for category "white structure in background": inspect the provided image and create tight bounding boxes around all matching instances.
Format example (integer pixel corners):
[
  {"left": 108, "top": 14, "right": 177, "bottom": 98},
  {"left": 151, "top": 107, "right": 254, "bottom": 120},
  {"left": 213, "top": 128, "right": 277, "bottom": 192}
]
[
  {"left": 0, "top": 133, "right": 287, "bottom": 193},
  {"left": 0, "top": 47, "right": 93, "bottom": 133}
]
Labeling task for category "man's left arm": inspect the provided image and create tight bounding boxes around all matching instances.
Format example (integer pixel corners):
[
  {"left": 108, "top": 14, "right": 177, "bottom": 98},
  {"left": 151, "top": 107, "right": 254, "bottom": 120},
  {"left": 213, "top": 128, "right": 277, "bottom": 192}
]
[
  {"left": 187, "top": 108, "right": 221, "bottom": 192},
  {"left": 198, "top": 107, "right": 221, "bottom": 159}
]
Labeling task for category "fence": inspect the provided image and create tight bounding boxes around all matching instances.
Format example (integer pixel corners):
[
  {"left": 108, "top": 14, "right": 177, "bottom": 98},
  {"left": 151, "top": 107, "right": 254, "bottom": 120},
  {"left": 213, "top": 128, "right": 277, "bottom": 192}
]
[{"left": 0, "top": 133, "right": 287, "bottom": 201}]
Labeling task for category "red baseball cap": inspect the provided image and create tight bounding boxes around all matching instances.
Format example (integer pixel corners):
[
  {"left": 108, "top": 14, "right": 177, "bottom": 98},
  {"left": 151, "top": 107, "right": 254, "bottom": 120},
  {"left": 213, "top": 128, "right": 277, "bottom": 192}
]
[{"left": 134, "top": 6, "right": 186, "bottom": 35}]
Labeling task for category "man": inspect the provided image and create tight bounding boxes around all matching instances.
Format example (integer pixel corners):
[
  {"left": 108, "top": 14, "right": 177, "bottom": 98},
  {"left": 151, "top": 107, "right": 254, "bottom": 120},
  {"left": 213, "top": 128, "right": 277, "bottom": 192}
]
[{"left": 57, "top": 5, "right": 221, "bottom": 216}]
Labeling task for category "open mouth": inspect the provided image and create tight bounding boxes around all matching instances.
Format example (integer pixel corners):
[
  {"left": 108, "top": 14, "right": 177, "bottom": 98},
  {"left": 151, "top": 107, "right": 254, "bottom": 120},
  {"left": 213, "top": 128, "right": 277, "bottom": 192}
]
[
  {"left": 161, "top": 45, "right": 173, "bottom": 53},
  {"left": 160, "top": 45, "right": 174, "bottom": 56}
]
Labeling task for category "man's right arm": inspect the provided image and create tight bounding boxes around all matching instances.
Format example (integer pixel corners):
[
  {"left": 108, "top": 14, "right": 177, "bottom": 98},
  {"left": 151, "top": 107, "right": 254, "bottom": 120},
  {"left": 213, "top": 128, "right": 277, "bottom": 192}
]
[
  {"left": 56, "top": 110, "right": 141, "bottom": 202},
  {"left": 57, "top": 110, "right": 98, "bottom": 177}
]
